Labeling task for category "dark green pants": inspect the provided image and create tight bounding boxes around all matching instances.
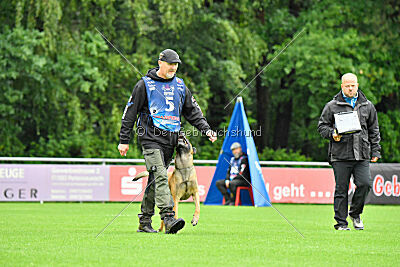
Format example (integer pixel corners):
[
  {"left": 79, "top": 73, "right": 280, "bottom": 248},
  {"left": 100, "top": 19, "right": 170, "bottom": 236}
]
[
  {"left": 139, "top": 145, "right": 175, "bottom": 224},
  {"left": 332, "top": 160, "right": 372, "bottom": 229}
]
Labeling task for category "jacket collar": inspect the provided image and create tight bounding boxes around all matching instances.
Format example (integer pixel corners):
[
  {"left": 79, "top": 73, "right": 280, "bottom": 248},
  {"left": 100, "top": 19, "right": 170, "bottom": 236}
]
[
  {"left": 146, "top": 67, "right": 176, "bottom": 82},
  {"left": 334, "top": 90, "right": 368, "bottom": 105}
]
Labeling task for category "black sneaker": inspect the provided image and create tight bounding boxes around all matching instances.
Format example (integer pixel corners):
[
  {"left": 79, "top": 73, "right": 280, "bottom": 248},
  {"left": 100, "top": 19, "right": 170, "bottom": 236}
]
[
  {"left": 137, "top": 224, "right": 157, "bottom": 233},
  {"left": 350, "top": 216, "right": 364, "bottom": 230},
  {"left": 163, "top": 216, "right": 185, "bottom": 234}
]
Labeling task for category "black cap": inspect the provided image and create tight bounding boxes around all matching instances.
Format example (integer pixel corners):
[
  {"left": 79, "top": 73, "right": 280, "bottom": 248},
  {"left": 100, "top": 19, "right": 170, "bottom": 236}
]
[{"left": 158, "top": 49, "right": 182, "bottom": 64}]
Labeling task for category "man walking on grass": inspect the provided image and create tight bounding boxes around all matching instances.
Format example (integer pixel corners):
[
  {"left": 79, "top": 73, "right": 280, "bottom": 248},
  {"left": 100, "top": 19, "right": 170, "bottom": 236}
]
[
  {"left": 318, "top": 73, "right": 381, "bottom": 230},
  {"left": 118, "top": 49, "right": 217, "bottom": 234}
]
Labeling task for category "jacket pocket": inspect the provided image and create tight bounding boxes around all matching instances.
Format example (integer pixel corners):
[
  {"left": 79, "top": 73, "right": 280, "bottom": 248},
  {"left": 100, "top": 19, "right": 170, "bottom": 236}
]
[
  {"left": 359, "top": 106, "right": 368, "bottom": 122},
  {"left": 331, "top": 138, "right": 350, "bottom": 160},
  {"left": 362, "top": 137, "right": 371, "bottom": 159},
  {"left": 143, "top": 149, "right": 156, "bottom": 156},
  {"left": 142, "top": 149, "right": 164, "bottom": 171}
]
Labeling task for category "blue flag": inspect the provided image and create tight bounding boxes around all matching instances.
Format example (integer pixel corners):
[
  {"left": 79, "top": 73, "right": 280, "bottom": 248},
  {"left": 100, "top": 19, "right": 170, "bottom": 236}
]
[{"left": 204, "top": 97, "right": 271, "bottom": 207}]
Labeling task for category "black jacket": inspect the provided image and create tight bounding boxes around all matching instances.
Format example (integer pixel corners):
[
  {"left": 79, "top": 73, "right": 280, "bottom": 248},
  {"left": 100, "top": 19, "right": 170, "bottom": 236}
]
[
  {"left": 317, "top": 90, "right": 381, "bottom": 162},
  {"left": 225, "top": 154, "right": 250, "bottom": 182},
  {"left": 119, "top": 67, "right": 211, "bottom": 148}
]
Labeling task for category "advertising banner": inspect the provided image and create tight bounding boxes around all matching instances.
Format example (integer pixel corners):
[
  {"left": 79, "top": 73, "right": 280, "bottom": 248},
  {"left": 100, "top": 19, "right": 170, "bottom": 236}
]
[
  {"left": 109, "top": 165, "right": 148, "bottom": 202},
  {"left": 46, "top": 165, "right": 109, "bottom": 201},
  {"left": 1, "top": 163, "right": 399, "bottom": 204},
  {"left": 0, "top": 165, "right": 48, "bottom": 201},
  {"left": 367, "top": 164, "right": 400, "bottom": 204},
  {"left": 0, "top": 164, "right": 109, "bottom": 201},
  {"left": 262, "top": 168, "right": 335, "bottom": 204}
]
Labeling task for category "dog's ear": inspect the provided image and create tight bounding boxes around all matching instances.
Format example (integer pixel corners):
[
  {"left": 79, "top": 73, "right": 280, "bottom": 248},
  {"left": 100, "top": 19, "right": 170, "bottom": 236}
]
[{"left": 192, "top": 147, "right": 197, "bottom": 154}]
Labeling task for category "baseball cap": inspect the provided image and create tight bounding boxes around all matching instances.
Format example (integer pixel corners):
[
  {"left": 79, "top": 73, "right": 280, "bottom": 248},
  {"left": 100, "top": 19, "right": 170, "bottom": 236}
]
[
  {"left": 158, "top": 49, "right": 182, "bottom": 64},
  {"left": 230, "top": 142, "right": 241, "bottom": 150}
]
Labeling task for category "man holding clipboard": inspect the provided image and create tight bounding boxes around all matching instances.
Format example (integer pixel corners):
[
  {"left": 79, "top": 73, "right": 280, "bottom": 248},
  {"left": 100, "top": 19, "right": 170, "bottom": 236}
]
[{"left": 318, "top": 73, "right": 381, "bottom": 231}]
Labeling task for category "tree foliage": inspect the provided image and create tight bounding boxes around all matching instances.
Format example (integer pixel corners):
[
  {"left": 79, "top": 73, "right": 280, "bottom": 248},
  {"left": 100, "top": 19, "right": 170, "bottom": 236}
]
[{"left": 0, "top": 0, "right": 399, "bottom": 162}]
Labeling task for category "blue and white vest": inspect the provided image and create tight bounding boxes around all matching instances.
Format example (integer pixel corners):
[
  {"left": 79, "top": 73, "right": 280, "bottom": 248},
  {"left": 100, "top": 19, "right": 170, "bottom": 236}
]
[
  {"left": 229, "top": 155, "right": 246, "bottom": 180},
  {"left": 142, "top": 76, "right": 186, "bottom": 132}
]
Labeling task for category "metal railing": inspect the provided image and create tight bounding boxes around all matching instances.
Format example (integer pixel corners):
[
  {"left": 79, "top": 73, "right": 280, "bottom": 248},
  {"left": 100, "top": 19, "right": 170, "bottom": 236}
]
[{"left": 0, "top": 157, "right": 330, "bottom": 167}]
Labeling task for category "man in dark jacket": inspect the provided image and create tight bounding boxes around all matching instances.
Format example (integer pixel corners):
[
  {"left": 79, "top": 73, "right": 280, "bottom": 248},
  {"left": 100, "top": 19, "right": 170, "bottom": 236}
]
[
  {"left": 317, "top": 73, "right": 381, "bottom": 231},
  {"left": 118, "top": 49, "right": 217, "bottom": 234},
  {"left": 216, "top": 142, "right": 250, "bottom": 205}
]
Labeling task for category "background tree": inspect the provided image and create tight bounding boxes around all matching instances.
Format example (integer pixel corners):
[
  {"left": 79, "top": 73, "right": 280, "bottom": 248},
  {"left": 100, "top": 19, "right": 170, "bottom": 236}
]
[{"left": 0, "top": 0, "right": 399, "bottom": 162}]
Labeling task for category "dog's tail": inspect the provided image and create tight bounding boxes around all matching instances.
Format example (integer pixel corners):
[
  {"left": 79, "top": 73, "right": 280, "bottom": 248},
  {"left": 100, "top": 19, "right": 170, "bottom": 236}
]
[{"left": 132, "top": 171, "right": 149, "bottom": 181}]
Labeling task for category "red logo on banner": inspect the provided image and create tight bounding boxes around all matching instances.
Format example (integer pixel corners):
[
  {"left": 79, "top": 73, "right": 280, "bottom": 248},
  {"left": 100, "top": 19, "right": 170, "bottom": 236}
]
[
  {"left": 109, "top": 166, "right": 148, "bottom": 201},
  {"left": 373, "top": 174, "right": 400, "bottom": 197}
]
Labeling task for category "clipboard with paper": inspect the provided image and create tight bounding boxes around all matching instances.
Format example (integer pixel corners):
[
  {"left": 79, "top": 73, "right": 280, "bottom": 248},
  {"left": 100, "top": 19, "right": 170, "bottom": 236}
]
[{"left": 334, "top": 111, "right": 362, "bottom": 135}]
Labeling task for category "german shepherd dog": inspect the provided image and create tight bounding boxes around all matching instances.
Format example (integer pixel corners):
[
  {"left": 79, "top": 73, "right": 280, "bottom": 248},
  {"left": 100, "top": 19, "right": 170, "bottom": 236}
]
[{"left": 133, "top": 133, "right": 200, "bottom": 232}]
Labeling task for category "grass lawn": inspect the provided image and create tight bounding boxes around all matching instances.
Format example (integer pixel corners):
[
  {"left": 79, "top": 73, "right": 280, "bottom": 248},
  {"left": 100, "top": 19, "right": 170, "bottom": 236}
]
[{"left": 0, "top": 202, "right": 398, "bottom": 266}]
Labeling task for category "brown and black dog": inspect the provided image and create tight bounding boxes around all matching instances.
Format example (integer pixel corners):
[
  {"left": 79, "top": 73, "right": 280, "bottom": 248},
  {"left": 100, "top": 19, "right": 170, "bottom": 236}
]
[{"left": 133, "top": 134, "right": 200, "bottom": 232}]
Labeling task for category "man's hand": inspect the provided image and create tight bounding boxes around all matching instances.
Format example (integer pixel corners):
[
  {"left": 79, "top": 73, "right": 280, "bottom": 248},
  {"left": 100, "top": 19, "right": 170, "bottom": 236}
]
[
  {"left": 118, "top": 144, "right": 129, "bottom": 156},
  {"left": 225, "top": 180, "right": 229, "bottom": 189},
  {"left": 371, "top": 157, "right": 379, "bottom": 163},
  {"left": 206, "top": 129, "right": 217, "bottom": 143},
  {"left": 332, "top": 130, "right": 342, "bottom": 142}
]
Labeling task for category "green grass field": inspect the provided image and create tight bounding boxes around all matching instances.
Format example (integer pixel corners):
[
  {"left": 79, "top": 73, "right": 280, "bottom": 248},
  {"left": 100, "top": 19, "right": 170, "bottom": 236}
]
[{"left": 1, "top": 202, "right": 398, "bottom": 266}]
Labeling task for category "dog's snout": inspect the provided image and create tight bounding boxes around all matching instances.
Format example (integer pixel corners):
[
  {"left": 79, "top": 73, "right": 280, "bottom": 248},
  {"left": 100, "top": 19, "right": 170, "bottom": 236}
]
[
  {"left": 177, "top": 139, "right": 186, "bottom": 146},
  {"left": 177, "top": 136, "right": 192, "bottom": 154}
]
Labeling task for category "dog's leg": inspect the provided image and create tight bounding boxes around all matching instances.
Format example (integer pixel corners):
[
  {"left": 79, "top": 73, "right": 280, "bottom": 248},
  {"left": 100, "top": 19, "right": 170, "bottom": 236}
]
[
  {"left": 191, "top": 192, "right": 200, "bottom": 226},
  {"left": 173, "top": 195, "right": 179, "bottom": 219}
]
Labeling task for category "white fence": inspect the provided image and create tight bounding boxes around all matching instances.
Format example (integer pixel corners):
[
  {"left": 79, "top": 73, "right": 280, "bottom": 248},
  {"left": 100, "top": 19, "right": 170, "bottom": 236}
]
[{"left": 0, "top": 157, "right": 330, "bottom": 167}]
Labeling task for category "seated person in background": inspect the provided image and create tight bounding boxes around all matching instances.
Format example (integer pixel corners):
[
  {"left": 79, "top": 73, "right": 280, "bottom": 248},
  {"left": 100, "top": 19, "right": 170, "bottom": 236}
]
[{"left": 216, "top": 142, "right": 250, "bottom": 205}]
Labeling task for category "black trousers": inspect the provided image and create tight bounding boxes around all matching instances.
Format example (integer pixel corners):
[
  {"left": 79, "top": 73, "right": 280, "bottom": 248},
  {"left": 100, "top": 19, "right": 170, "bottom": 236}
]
[
  {"left": 331, "top": 160, "right": 372, "bottom": 228},
  {"left": 216, "top": 178, "right": 249, "bottom": 203}
]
